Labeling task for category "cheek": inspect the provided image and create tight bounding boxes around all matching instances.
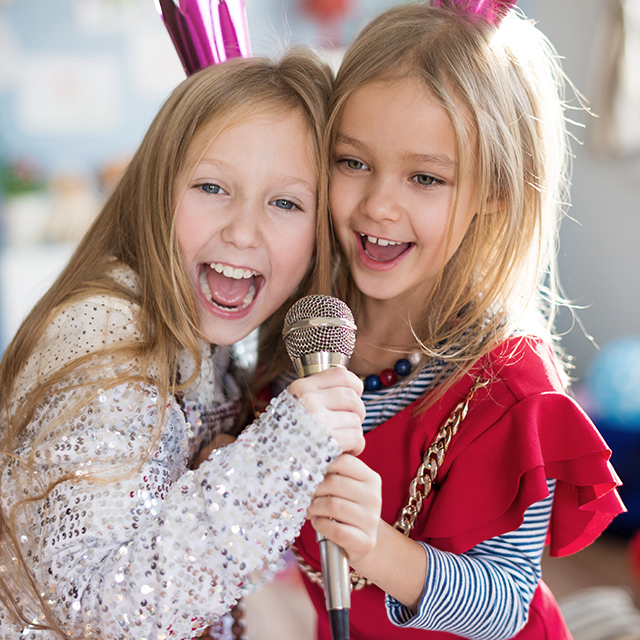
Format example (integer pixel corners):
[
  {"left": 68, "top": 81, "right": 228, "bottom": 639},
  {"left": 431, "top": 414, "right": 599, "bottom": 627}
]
[
  {"left": 449, "top": 203, "right": 477, "bottom": 248},
  {"left": 276, "top": 222, "right": 315, "bottom": 285},
  {"left": 174, "top": 209, "right": 196, "bottom": 262},
  {"left": 329, "top": 188, "right": 350, "bottom": 232},
  {"left": 293, "top": 225, "right": 316, "bottom": 271}
]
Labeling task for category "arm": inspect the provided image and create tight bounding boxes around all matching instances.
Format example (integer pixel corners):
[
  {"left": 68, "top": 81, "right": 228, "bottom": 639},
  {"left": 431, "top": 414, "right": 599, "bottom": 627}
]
[
  {"left": 9, "top": 384, "right": 343, "bottom": 640},
  {"left": 4, "top": 294, "right": 365, "bottom": 639},
  {"left": 386, "top": 483, "right": 554, "bottom": 639},
  {"left": 309, "top": 455, "right": 425, "bottom": 609},
  {"left": 312, "top": 456, "right": 554, "bottom": 640}
]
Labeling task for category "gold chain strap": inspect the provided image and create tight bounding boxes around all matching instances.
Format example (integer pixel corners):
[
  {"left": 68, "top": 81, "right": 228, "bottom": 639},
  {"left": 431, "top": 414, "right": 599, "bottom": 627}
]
[{"left": 291, "top": 375, "right": 489, "bottom": 591}]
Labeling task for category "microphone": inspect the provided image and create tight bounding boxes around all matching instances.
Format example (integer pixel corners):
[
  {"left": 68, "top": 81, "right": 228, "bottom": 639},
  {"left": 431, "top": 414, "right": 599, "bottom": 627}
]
[{"left": 283, "top": 295, "right": 358, "bottom": 640}]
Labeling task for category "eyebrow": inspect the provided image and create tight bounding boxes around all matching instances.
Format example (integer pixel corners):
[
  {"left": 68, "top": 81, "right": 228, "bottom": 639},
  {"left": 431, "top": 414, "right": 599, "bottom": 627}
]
[
  {"left": 196, "top": 158, "right": 232, "bottom": 171},
  {"left": 404, "top": 152, "right": 457, "bottom": 170},
  {"left": 335, "top": 134, "right": 457, "bottom": 170},
  {"left": 335, "top": 134, "right": 367, "bottom": 153},
  {"left": 281, "top": 177, "right": 316, "bottom": 196},
  {"left": 195, "top": 159, "right": 316, "bottom": 195}
]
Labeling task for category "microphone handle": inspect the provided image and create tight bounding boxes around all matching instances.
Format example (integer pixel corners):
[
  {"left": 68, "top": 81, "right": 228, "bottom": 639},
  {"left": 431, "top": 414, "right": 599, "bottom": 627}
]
[
  {"left": 317, "top": 533, "right": 350, "bottom": 640},
  {"left": 295, "top": 353, "right": 351, "bottom": 640}
]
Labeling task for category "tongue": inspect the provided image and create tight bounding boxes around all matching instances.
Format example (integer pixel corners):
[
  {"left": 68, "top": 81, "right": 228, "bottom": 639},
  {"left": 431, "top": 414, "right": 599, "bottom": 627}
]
[
  {"left": 364, "top": 238, "right": 411, "bottom": 262},
  {"left": 207, "top": 268, "right": 253, "bottom": 308}
]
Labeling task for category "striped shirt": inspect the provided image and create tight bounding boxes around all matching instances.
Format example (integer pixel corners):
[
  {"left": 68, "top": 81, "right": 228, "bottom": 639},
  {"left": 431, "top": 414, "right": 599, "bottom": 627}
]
[
  {"left": 388, "top": 483, "right": 554, "bottom": 638},
  {"left": 275, "top": 364, "right": 553, "bottom": 638}
]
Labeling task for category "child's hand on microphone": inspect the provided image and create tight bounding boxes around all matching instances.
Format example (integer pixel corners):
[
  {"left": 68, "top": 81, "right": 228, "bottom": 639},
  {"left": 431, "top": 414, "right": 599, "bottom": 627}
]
[
  {"left": 289, "top": 368, "right": 366, "bottom": 455},
  {"left": 308, "top": 454, "right": 382, "bottom": 565}
]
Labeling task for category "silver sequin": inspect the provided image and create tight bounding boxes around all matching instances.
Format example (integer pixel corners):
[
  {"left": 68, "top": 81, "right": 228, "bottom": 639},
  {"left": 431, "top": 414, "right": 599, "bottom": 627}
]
[{"left": 1, "top": 266, "right": 341, "bottom": 639}]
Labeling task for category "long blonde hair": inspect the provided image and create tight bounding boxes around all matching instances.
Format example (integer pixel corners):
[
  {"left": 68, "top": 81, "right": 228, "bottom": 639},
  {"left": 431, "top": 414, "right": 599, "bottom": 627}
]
[
  {"left": 328, "top": 2, "right": 571, "bottom": 394},
  {"left": 0, "top": 50, "right": 333, "bottom": 637}
]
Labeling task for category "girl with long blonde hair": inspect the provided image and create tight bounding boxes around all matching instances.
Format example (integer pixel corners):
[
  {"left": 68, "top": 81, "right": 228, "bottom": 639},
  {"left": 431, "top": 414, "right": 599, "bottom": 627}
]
[
  {"left": 287, "top": 3, "right": 625, "bottom": 638},
  {"left": 0, "top": 51, "right": 366, "bottom": 639}
]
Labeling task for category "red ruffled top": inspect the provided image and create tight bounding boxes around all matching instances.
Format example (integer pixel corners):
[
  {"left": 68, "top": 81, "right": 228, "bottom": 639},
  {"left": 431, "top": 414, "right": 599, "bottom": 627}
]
[{"left": 295, "top": 336, "right": 625, "bottom": 639}]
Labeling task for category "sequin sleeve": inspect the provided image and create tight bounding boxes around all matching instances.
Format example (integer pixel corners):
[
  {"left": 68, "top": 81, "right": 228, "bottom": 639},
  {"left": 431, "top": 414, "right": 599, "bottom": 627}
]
[
  {"left": 9, "top": 383, "right": 339, "bottom": 640},
  {"left": 3, "top": 294, "right": 342, "bottom": 639}
]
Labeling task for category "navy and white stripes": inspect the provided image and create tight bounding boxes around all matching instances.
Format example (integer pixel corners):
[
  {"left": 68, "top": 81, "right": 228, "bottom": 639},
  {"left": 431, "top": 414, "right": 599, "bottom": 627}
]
[
  {"left": 360, "top": 360, "right": 445, "bottom": 432},
  {"left": 387, "top": 481, "right": 555, "bottom": 639},
  {"left": 275, "top": 359, "right": 445, "bottom": 433}
]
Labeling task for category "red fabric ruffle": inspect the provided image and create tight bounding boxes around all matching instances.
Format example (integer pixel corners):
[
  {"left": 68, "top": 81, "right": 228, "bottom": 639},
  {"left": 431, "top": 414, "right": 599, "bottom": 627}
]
[
  {"left": 422, "top": 390, "right": 624, "bottom": 557},
  {"left": 413, "top": 337, "right": 625, "bottom": 556},
  {"left": 295, "top": 336, "right": 625, "bottom": 639}
]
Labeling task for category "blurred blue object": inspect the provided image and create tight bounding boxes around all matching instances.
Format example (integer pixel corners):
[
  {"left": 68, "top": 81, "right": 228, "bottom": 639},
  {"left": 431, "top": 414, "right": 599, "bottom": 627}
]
[
  {"left": 585, "top": 337, "right": 640, "bottom": 430},
  {"left": 584, "top": 337, "right": 640, "bottom": 537}
]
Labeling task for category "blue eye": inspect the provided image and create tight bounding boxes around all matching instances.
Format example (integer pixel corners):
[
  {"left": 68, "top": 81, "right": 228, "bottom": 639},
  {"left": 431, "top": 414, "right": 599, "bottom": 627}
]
[
  {"left": 271, "top": 199, "right": 298, "bottom": 211},
  {"left": 200, "top": 183, "right": 225, "bottom": 195}
]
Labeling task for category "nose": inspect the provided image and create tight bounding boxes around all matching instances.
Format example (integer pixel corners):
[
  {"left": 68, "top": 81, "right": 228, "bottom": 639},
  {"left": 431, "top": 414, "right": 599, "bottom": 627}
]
[
  {"left": 220, "top": 199, "right": 262, "bottom": 249},
  {"left": 361, "top": 176, "right": 403, "bottom": 223}
]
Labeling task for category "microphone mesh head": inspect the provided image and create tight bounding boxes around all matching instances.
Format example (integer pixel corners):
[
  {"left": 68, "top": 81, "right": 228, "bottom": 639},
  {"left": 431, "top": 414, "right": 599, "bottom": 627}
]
[{"left": 283, "top": 295, "right": 356, "bottom": 360}]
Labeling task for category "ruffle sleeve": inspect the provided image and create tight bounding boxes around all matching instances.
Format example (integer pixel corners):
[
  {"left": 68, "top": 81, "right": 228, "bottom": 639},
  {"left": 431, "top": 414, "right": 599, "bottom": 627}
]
[{"left": 421, "top": 338, "right": 625, "bottom": 557}]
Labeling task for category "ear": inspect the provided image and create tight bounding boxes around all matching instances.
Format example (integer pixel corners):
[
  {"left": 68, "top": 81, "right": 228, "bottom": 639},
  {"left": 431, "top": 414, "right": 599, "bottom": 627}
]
[{"left": 481, "top": 195, "right": 504, "bottom": 215}]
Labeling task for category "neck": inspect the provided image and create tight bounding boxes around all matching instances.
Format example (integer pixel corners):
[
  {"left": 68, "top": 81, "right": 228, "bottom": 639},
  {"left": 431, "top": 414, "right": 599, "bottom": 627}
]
[{"left": 350, "top": 297, "right": 421, "bottom": 377}]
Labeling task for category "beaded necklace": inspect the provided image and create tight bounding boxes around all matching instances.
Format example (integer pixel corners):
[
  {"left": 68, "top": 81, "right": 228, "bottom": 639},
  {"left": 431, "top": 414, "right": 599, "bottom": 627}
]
[{"left": 359, "top": 352, "right": 422, "bottom": 392}]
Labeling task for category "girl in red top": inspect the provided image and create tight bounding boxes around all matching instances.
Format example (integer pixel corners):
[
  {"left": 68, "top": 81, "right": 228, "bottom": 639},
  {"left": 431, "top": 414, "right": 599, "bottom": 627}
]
[{"left": 294, "top": 1, "right": 626, "bottom": 638}]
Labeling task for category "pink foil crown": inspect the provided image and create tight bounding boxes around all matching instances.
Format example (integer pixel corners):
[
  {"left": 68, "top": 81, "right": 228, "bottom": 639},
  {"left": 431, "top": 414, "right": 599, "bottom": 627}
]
[
  {"left": 157, "top": 0, "right": 251, "bottom": 76},
  {"left": 432, "top": 0, "right": 517, "bottom": 25}
]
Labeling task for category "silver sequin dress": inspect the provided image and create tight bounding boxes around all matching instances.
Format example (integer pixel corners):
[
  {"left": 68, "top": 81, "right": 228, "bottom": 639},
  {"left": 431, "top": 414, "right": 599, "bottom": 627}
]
[{"left": 0, "top": 267, "right": 341, "bottom": 639}]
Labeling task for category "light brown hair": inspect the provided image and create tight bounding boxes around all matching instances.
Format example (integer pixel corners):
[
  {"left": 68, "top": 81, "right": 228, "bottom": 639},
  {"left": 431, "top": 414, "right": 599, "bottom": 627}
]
[
  {"left": 328, "top": 2, "right": 571, "bottom": 395},
  {"left": 0, "top": 50, "right": 333, "bottom": 637}
]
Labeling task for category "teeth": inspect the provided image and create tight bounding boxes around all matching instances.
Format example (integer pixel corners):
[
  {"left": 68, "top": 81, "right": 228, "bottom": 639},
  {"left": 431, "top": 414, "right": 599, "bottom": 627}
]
[
  {"left": 199, "top": 269, "right": 212, "bottom": 299},
  {"left": 241, "top": 281, "right": 256, "bottom": 307},
  {"left": 364, "top": 234, "right": 402, "bottom": 246},
  {"left": 209, "top": 263, "right": 259, "bottom": 279}
]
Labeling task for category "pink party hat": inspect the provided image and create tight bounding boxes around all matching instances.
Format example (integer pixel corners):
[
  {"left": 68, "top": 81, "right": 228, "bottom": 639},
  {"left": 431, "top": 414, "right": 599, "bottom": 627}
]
[
  {"left": 432, "top": 0, "right": 517, "bottom": 25},
  {"left": 157, "top": 0, "right": 251, "bottom": 76}
]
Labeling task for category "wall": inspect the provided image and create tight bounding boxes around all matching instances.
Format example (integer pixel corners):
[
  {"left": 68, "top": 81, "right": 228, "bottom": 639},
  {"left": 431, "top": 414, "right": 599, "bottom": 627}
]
[
  {"left": 1, "top": 0, "right": 638, "bottom": 384},
  {"left": 530, "top": 0, "right": 640, "bottom": 380}
]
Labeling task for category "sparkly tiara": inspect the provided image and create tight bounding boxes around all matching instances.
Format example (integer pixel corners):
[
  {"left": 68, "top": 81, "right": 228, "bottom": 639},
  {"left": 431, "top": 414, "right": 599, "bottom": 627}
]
[
  {"left": 157, "top": 0, "right": 251, "bottom": 76},
  {"left": 432, "top": 0, "right": 517, "bottom": 25}
]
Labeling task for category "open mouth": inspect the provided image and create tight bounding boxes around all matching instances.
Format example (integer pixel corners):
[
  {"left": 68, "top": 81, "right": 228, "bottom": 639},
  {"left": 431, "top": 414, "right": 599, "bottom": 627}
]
[
  {"left": 360, "top": 233, "right": 412, "bottom": 262},
  {"left": 199, "top": 262, "right": 263, "bottom": 312}
]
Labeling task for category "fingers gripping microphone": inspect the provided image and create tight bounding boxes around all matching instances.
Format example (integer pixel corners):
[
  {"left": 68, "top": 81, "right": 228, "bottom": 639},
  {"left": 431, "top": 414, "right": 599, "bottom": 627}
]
[{"left": 283, "top": 295, "right": 357, "bottom": 640}]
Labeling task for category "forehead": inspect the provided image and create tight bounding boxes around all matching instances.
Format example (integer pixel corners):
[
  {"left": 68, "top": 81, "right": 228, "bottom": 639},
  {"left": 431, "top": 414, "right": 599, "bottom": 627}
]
[
  {"left": 346, "top": 76, "right": 471, "bottom": 125},
  {"left": 338, "top": 77, "right": 476, "bottom": 160},
  {"left": 183, "top": 106, "right": 317, "bottom": 171},
  {"left": 179, "top": 111, "right": 318, "bottom": 194}
]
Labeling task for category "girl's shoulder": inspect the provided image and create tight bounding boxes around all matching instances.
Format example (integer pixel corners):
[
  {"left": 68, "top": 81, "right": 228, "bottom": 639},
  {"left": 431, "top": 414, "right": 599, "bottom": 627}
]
[
  {"left": 21, "top": 269, "right": 143, "bottom": 387},
  {"left": 43, "top": 293, "right": 141, "bottom": 356},
  {"left": 48, "top": 293, "right": 140, "bottom": 341},
  {"left": 11, "top": 291, "right": 144, "bottom": 418},
  {"left": 44, "top": 262, "right": 143, "bottom": 349},
  {"left": 482, "top": 334, "right": 566, "bottom": 398},
  {"left": 425, "top": 334, "right": 624, "bottom": 556}
]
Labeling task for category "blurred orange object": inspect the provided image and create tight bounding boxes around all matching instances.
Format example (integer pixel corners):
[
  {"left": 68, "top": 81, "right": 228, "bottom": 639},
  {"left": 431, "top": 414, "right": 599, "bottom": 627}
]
[
  {"left": 302, "top": 0, "right": 349, "bottom": 21},
  {"left": 99, "top": 158, "right": 130, "bottom": 196}
]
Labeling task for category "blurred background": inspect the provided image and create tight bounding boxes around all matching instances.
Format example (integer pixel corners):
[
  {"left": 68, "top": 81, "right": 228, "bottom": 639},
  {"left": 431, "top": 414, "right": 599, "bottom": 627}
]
[{"left": 1, "top": 0, "right": 639, "bottom": 637}]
